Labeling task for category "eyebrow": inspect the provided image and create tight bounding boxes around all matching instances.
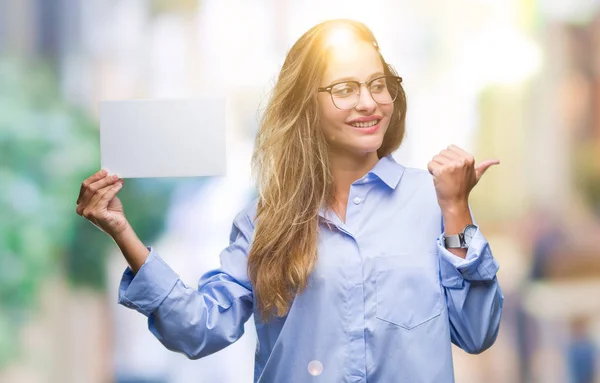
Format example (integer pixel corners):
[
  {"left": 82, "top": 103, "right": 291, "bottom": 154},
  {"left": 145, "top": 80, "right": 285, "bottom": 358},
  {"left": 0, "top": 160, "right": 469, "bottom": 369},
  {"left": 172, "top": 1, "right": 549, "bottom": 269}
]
[{"left": 328, "top": 71, "right": 386, "bottom": 85}]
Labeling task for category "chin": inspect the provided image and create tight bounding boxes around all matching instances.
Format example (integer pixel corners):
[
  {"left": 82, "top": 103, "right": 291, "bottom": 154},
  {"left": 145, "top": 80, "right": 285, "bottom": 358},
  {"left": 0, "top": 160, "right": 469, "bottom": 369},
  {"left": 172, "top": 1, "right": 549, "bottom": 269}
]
[{"left": 354, "top": 140, "right": 384, "bottom": 155}]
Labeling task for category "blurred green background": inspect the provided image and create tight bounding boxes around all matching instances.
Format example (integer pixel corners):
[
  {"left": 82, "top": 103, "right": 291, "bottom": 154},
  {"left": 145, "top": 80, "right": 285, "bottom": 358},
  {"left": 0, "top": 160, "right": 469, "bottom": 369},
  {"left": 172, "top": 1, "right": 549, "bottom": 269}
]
[{"left": 0, "top": 57, "right": 176, "bottom": 367}]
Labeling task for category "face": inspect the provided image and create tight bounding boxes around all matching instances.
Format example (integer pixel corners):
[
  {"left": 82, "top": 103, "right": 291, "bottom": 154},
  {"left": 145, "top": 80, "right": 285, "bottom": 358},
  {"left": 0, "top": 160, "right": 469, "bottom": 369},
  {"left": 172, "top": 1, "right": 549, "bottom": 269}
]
[{"left": 317, "top": 40, "right": 394, "bottom": 159}]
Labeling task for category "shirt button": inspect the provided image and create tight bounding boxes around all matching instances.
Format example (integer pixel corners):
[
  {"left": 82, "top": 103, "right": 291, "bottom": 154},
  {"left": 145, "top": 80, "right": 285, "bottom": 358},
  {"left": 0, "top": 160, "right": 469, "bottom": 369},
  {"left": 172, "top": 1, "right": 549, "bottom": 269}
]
[{"left": 353, "top": 196, "right": 362, "bottom": 205}]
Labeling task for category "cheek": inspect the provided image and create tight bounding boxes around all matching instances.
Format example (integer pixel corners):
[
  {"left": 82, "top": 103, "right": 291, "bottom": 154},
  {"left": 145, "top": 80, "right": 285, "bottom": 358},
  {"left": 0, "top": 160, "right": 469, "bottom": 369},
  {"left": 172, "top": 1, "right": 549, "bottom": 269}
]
[
  {"left": 380, "top": 104, "right": 394, "bottom": 127},
  {"left": 381, "top": 103, "right": 394, "bottom": 119},
  {"left": 319, "top": 97, "right": 350, "bottom": 131}
]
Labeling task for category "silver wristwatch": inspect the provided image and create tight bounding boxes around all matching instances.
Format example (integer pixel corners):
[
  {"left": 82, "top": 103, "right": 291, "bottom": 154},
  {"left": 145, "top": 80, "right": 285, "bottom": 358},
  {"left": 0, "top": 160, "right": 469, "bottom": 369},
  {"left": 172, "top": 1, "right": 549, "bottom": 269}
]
[{"left": 444, "top": 224, "right": 478, "bottom": 249}]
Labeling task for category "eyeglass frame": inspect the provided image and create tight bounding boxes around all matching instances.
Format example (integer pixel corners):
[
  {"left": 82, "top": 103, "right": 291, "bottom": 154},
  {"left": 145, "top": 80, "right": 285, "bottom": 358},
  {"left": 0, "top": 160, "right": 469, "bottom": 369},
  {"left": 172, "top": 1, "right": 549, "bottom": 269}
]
[{"left": 317, "top": 75, "right": 403, "bottom": 110}]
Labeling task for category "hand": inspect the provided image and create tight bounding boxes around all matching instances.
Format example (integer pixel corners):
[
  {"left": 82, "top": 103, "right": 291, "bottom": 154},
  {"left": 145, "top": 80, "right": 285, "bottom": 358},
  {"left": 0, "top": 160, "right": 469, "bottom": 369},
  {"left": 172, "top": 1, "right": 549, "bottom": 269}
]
[
  {"left": 75, "top": 169, "right": 129, "bottom": 238},
  {"left": 427, "top": 145, "right": 499, "bottom": 209}
]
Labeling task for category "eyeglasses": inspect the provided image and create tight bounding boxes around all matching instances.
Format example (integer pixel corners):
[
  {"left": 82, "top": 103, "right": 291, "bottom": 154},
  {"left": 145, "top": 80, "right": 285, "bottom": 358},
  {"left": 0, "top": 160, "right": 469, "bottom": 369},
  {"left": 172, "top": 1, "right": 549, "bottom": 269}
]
[{"left": 317, "top": 75, "right": 402, "bottom": 110}]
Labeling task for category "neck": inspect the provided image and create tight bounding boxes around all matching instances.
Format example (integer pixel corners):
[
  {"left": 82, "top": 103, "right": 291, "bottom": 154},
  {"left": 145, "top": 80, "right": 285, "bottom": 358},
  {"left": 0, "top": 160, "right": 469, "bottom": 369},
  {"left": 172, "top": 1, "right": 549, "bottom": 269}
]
[{"left": 329, "top": 150, "right": 380, "bottom": 200}]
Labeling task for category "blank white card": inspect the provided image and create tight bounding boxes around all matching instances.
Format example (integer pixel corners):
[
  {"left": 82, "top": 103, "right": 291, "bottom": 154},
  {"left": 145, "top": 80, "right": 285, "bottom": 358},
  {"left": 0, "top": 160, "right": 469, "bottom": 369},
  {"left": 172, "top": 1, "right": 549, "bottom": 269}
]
[{"left": 100, "top": 98, "right": 226, "bottom": 178}]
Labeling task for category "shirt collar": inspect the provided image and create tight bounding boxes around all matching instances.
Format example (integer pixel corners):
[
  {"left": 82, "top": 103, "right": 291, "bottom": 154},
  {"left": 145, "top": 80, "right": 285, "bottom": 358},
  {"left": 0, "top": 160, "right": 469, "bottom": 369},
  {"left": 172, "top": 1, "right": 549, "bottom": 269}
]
[
  {"left": 318, "top": 154, "right": 405, "bottom": 222},
  {"left": 367, "top": 154, "right": 405, "bottom": 190}
]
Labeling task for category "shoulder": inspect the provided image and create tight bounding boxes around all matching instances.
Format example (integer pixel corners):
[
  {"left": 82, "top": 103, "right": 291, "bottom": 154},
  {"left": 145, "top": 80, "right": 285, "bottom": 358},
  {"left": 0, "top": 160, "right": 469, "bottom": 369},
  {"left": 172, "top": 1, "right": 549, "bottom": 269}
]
[
  {"left": 393, "top": 166, "right": 440, "bottom": 216},
  {"left": 233, "top": 196, "right": 259, "bottom": 230},
  {"left": 399, "top": 166, "right": 436, "bottom": 192},
  {"left": 402, "top": 166, "right": 431, "bottom": 180}
]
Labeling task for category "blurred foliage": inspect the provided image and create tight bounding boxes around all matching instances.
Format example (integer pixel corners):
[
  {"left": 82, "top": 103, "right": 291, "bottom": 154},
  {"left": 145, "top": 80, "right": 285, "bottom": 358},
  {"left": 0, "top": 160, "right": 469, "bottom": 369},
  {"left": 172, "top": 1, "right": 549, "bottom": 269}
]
[{"left": 0, "top": 58, "right": 177, "bottom": 367}]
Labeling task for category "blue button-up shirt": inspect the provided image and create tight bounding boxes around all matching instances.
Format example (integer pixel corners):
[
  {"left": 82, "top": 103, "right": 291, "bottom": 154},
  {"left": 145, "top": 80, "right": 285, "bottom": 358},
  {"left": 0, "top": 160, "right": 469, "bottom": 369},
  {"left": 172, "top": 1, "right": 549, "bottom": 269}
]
[{"left": 118, "top": 154, "right": 503, "bottom": 383}]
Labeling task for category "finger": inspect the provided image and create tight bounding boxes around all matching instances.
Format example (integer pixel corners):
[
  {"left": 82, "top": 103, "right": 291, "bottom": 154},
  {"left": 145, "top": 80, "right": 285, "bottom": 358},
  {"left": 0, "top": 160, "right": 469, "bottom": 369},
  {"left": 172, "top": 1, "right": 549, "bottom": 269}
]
[
  {"left": 447, "top": 145, "right": 475, "bottom": 166},
  {"left": 447, "top": 144, "right": 470, "bottom": 156},
  {"left": 432, "top": 155, "right": 448, "bottom": 165},
  {"left": 475, "top": 159, "right": 500, "bottom": 181},
  {"left": 88, "top": 180, "right": 123, "bottom": 212},
  {"left": 76, "top": 203, "right": 84, "bottom": 216},
  {"left": 95, "top": 181, "right": 124, "bottom": 211},
  {"left": 81, "top": 187, "right": 110, "bottom": 218},
  {"left": 427, "top": 161, "right": 442, "bottom": 176},
  {"left": 75, "top": 178, "right": 121, "bottom": 216},
  {"left": 439, "top": 149, "right": 462, "bottom": 162},
  {"left": 78, "top": 169, "right": 107, "bottom": 204},
  {"left": 79, "top": 174, "right": 121, "bottom": 206}
]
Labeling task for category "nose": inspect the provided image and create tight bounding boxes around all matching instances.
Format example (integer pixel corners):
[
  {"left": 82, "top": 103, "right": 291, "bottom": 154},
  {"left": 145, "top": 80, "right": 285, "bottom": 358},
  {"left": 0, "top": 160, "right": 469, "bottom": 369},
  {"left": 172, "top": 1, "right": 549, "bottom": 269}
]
[{"left": 355, "top": 84, "right": 377, "bottom": 112}]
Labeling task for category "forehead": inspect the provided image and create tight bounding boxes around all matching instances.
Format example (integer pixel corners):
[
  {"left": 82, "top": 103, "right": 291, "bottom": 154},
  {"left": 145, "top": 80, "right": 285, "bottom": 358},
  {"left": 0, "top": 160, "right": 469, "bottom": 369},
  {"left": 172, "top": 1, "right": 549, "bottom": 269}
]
[{"left": 321, "top": 40, "right": 384, "bottom": 84}]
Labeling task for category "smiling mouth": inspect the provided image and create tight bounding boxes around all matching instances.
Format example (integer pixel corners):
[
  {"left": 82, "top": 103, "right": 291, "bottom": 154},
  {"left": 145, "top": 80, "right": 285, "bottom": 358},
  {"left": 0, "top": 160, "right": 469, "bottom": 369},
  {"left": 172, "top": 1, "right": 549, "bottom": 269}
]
[{"left": 349, "top": 119, "right": 380, "bottom": 128}]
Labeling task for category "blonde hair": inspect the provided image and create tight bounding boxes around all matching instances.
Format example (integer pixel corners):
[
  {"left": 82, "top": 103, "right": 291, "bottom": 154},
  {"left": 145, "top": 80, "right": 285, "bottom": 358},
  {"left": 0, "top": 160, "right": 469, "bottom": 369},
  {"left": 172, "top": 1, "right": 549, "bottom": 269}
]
[{"left": 249, "top": 19, "right": 407, "bottom": 321}]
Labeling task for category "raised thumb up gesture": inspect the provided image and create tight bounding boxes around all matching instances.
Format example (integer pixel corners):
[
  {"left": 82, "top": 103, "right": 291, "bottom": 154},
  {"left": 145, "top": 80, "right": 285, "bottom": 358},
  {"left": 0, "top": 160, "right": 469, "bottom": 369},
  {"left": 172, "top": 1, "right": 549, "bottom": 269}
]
[{"left": 427, "top": 145, "right": 499, "bottom": 210}]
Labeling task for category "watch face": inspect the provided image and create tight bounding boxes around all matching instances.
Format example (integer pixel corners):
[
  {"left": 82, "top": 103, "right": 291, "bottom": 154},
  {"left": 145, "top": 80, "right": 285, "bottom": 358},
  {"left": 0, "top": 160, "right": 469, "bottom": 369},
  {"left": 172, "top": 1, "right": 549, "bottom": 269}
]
[{"left": 463, "top": 224, "right": 478, "bottom": 244}]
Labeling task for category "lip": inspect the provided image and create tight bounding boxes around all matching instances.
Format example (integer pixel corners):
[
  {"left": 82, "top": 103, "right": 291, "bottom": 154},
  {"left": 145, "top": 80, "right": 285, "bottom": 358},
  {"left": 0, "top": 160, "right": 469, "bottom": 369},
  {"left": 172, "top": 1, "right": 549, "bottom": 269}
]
[
  {"left": 346, "top": 120, "right": 381, "bottom": 134},
  {"left": 347, "top": 115, "right": 383, "bottom": 124}
]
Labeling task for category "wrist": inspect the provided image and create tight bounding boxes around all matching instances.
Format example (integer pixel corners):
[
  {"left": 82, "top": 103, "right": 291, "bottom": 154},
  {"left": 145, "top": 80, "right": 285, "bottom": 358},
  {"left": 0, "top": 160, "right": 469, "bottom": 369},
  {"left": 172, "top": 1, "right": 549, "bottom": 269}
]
[
  {"left": 439, "top": 199, "right": 469, "bottom": 214},
  {"left": 110, "top": 221, "right": 134, "bottom": 244},
  {"left": 440, "top": 201, "right": 472, "bottom": 236},
  {"left": 110, "top": 222, "right": 149, "bottom": 274}
]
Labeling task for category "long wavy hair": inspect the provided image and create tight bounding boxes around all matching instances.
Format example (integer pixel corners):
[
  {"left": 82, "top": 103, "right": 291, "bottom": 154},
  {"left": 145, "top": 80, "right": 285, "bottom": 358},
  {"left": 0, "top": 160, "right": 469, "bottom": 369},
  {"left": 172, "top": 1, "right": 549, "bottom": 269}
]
[{"left": 249, "top": 19, "right": 407, "bottom": 321}]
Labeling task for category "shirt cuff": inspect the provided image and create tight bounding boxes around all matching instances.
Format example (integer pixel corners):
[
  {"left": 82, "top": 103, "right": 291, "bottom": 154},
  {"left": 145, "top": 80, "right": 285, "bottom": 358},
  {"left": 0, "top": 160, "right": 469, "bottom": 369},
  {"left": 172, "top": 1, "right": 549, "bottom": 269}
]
[
  {"left": 437, "top": 228, "right": 499, "bottom": 289},
  {"left": 118, "top": 247, "right": 180, "bottom": 316}
]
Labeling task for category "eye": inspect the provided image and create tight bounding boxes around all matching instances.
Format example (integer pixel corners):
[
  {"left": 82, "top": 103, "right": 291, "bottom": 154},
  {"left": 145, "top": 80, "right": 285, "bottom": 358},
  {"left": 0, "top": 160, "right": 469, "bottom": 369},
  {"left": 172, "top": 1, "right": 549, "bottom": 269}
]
[
  {"left": 331, "top": 83, "right": 357, "bottom": 98},
  {"left": 370, "top": 80, "right": 387, "bottom": 93}
]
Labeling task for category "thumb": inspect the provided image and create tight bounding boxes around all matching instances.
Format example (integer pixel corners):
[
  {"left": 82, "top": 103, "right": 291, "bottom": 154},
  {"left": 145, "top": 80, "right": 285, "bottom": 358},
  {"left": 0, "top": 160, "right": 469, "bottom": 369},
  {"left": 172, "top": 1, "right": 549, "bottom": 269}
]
[{"left": 475, "top": 159, "right": 500, "bottom": 181}]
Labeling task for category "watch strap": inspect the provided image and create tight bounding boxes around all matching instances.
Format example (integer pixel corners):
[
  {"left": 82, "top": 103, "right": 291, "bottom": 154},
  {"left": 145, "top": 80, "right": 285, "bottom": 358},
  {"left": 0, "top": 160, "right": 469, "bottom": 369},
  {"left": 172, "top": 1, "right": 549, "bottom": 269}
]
[{"left": 444, "top": 233, "right": 464, "bottom": 249}]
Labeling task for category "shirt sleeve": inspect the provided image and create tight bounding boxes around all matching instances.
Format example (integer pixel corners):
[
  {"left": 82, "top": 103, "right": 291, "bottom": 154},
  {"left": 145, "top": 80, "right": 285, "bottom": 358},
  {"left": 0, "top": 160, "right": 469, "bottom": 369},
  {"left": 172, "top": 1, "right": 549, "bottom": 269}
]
[
  {"left": 437, "top": 226, "right": 504, "bottom": 354},
  {"left": 437, "top": 227, "right": 499, "bottom": 288},
  {"left": 117, "top": 207, "right": 255, "bottom": 360}
]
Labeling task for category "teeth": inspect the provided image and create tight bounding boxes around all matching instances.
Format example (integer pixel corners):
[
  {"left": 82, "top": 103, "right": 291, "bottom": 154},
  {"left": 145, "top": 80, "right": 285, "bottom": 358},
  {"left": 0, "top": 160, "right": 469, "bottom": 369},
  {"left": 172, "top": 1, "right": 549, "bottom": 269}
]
[{"left": 351, "top": 120, "right": 378, "bottom": 128}]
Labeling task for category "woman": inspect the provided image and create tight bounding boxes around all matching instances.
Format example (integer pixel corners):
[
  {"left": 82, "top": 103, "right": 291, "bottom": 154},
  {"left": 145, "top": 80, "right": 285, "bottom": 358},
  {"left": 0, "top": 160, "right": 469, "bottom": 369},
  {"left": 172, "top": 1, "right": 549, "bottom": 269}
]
[{"left": 77, "top": 19, "right": 503, "bottom": 382}]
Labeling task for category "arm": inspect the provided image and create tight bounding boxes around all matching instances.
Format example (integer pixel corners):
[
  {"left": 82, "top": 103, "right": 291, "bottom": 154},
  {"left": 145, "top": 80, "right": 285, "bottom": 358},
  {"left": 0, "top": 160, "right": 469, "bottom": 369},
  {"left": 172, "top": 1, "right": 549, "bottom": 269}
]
[
  {"left": 112, "top": 223, "right": 150, "bottom": 274},
  {"left": 438, "top": 205, "right": 503, "bottom": 354},
  {"left": 117, "top": 209, "right": 255, "bottom": 359},
  {"left": 427, "top": 144, "right": 503, "bottom": 353},
  {"left": 440, "top": 201, "right": 472, "bottom": 259}
]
